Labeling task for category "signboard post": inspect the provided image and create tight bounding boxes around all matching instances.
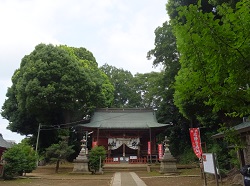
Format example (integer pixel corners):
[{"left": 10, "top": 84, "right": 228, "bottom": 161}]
[{"left": 202, "top": 153, "right": 220, "bottom": 186}]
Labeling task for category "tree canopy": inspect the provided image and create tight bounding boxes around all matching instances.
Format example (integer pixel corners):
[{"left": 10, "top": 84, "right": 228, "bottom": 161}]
[
  {"left": 1, "top": 44, "right": 114, "bottom": 144},
  {"left": 172, "top": 0, "right": 250, "bottom": 118},
  {"left": 100, "top": 64, "right": 165, "bottom": 108},
  {"left": 100, "top": 64, "right": 137, "bottom": 108}
]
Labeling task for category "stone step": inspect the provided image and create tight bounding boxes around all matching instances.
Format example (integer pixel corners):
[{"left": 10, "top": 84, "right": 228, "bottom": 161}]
[{"left": 103, "top": 164, "right": 148, "bottom": 172}]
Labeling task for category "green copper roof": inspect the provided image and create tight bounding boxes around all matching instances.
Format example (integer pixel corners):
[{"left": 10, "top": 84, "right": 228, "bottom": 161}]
[
  {"left": 212, "top": 121, "right": 250, "bottom": 138},
  {"left": 79, "top": 108, "right": 169, "bottom": 129},
  {"left": 0, "top": 134, "right": 12, "bottom": 148}
]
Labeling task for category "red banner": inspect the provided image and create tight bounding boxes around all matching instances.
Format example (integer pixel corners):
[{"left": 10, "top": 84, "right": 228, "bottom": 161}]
[
  {"left": 148, "top": 141, "right": 151, "bottom": 155},
  {"left": 92, "top": 141, "right": 97, "bottom": 148},
  {"left": 189, "top": 128, "right": 202, "bottom": 159},
  {"left": 158, "top": 144, "right": 163, "bottom": 160}
]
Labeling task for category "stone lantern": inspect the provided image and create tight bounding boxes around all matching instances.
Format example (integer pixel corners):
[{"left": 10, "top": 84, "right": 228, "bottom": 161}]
[
  {"left": 72, "top": 136, "right": 91, "bottom": 174},
  {"left": 159, "top": 136, "right": 177, "bottom": 173}
]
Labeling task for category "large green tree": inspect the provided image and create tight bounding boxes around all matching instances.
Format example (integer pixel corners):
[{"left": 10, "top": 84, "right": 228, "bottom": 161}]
[
  {"left": 133, "top": 72, "right": 165, "bottom": 108},
  {"left": 147, "top": 21, "right": 181, "bottom": 123},
  {"left": 100, "top": 64, "right": 140, "bottom": 108},
  {"left": 147, "top": 21, "right": 193, "bottom": 157},
  {"left": 1, "top": 44, "right": 114, "bottom": 147},
  {"left": 172, "top": 0, "right": 250, "bottom": 118}
]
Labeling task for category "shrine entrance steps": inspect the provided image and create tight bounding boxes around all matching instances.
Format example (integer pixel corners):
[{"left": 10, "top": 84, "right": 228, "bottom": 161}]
[{"left": 103, "top": 163, "right": 149, "bottom": 173}]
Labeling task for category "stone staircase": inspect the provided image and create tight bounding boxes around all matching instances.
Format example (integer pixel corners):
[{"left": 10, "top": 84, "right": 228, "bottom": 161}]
[{"left": 103, "top": 163, "right": 151, "bottom": 172}]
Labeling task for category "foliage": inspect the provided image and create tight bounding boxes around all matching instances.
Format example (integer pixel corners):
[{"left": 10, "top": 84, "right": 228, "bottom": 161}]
[
  {"left": 208, "top": 140, "right": 237, "bottom": 175},
  {"left": 166, "top": 0, "right": 214, "bottom": 20},
  {"left": 1, "top": 43, "right": 114, "bottom": 149},
  {"left": 100, "top": 64, "right": 140, "bottom": 108},
  {"left": 218, "top": 123, "right": 245, "bottom": 151},
  {"left": 172, "top": 0, "right": 250, "bottom": 118},
  {"left": 178, "top": 147, "right": 197, "bottom": 164},
  {"left": 88, "top": 146, "right": 106, "bottom": 174},
  {"left": 100, "top": 64, "right": 165, "bottom": 108},
  {"left": 2, "top": 141, "right": 37, "bottom": 179},
  {"left": 133, "top": 72, "right": 165, "bottom": 108},
  {"left": 147, "top": 20, "right": 196, "bottom": 160},
  {"left": 45, "top": 138, "right": 74, "bottom": 173}
]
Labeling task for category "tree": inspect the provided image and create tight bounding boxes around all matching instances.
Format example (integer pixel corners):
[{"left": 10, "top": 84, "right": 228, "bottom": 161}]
[
  {"left": 147, "top": 21, "right": 182, "bottom": 123},
  {"left": 45, "top": 138, "right": 74, "bottom": 173},
  {"left": 172, "top": 0, "right": 250, "bottom": 118},
  {"left": 100, "top": 64, "right": 140, "bottom": 108},
  {"left": 133, "top": 72, "right": 165, "bottom": 108},
  {"left": 147, "top": 21, "right": 194, "bottom": 158},
  {"left": 1, "top": 43, "right": 114, "bottom": 148},
  {"left": 2, "top": 141, "right": 37, "bottom": 179},
  {"left": 88, "top": 146, "right": 106, "bottom": 174},
  {"left": 166, "top": 0, "right": 214, "bottom": 20}
]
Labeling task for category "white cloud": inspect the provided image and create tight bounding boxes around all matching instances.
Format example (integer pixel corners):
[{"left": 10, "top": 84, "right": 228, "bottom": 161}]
[{"left": 0, "top": 0, "right": 169, "bottom": 141}]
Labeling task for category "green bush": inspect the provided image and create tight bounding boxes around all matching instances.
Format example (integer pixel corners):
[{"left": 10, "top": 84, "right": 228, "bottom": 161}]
[
  {"left": 88, "top": 146, "right": 106, "bottom": 174},
  {"left": 178, "top": 147, "right": 197, "bottom": 164},
  {"left": 2, "top": 141, "right": 37, "bottom": 179}
]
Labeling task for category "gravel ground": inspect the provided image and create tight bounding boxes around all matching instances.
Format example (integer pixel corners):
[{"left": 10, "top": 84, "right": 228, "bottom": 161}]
[{"left": 0, "top": 164, "right": 239, "bottom": 186}]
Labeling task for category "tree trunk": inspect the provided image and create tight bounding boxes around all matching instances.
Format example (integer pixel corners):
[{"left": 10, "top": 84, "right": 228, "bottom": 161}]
[{"left": 55, "top": 160, "right": 60, "bottom": 173}]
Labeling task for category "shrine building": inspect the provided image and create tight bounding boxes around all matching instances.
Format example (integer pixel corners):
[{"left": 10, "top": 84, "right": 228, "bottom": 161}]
[{"left": 78, "top": 108, "right": 169, "bottom": 163}]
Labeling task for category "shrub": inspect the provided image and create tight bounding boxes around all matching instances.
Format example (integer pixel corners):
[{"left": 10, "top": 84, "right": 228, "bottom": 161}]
[
  {"left": 2, "top": 142, "right": 37, "bottom": 179},
  {"left": 88, "top": 146, "right": 106, "bottom": 174},
  {"left": 178, "top": 147, "right": 197, "bottom": 164}
]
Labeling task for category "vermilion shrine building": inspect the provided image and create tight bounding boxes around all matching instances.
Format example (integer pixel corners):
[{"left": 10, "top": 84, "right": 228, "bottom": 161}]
[{"left": 79, "top": 108, "right": 169, "bottom": 163}]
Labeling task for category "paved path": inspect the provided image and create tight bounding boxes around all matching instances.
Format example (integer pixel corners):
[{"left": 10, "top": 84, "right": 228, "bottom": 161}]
[{"left": 111, "top": 172, "right": 147, "bottom": 186}]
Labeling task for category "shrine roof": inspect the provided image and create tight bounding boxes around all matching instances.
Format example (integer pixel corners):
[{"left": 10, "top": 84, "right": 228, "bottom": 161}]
[
  {"left": 78, "top": 108, "right": 169, "bottom": 129},
  {"left": 212, "top": 121, "right": 250, "bottom": 139},
  {"left": 0, "top": 134, "right": 13, "bottom": 149}
]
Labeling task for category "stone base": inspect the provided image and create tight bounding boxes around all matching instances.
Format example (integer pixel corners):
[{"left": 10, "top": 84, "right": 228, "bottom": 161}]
[
  {"left": 159, "top": 158, "right": 178, "bottom": 174},
  {"left": 72, "top": 162, "right": 91, "bottom": 174},
  {"left": 95, "top": 170, "right": 104, "bottom": 175}
]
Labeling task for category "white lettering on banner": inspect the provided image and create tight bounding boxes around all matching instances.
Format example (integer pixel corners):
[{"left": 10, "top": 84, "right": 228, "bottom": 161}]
[{"left": 189, "top": 128, "right": 202, "bottom": 159}]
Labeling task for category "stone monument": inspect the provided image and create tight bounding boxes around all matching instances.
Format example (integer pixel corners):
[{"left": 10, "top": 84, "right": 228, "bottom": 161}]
[
  {"left": 160, "top": 136, "right": 177, "bottom": 173},
  {"left": 72, "top": 136, "right": 91, "bottom": 174}
]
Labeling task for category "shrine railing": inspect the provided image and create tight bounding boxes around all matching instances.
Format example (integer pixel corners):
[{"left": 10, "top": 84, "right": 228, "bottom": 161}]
[
  {"left": 129, "top": 157, "right": 147, "bottom": 164},
  {"left": 104, "top": 157, "right": 147, "bottom": 164},
  {"left": 104, "top": 157, "right": 120, "bottom": 164}
]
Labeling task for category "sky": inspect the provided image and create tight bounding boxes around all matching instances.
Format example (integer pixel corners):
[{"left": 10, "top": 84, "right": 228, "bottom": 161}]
[{"left": 0, "top": 0, "right": 169, "bottom": 143}]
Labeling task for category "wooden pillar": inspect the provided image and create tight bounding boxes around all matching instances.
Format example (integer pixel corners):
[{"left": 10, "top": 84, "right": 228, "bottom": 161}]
[
  {"left": 97, "top": 128, "right": 100, "bottom": 145},
  {"left": 149, "top": 128, "right": 152, "bottom": 164},
  {"left": 137, "top": 145, "right": 140, "bottom": 157}
]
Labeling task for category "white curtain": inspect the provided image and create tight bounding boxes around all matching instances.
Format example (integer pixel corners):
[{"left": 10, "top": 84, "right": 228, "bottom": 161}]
[{"left": 108, "top": 138, "right": 140, "bottom": 150}]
